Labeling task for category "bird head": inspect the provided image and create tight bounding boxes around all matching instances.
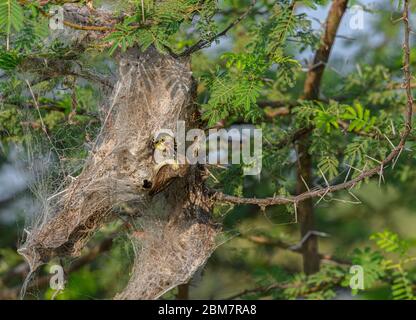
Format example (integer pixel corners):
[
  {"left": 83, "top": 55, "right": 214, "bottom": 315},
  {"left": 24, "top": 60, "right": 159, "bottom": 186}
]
[
  {"left": 153, "top": 136, "right": 167, "bottom": 152},
  {"left": 153, "top": 134, "right": 176, "bottom": 166}
]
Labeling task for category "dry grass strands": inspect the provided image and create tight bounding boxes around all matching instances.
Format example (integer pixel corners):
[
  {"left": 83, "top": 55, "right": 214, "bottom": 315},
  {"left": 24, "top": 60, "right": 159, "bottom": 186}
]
[{"left": 18, "top": 47, "right": 219, "bottom": 299}]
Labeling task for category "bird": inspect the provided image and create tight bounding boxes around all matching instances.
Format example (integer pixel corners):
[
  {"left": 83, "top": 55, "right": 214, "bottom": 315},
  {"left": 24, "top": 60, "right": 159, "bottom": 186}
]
[
  {"left": 149, "top": 134, "right": 188, "bottom": 196},
  {"left": 153, "top": 135, "right": 175, "bottom": 161},
  {"left": 149, "top": 160, "right": 188, "bottom": 196}
]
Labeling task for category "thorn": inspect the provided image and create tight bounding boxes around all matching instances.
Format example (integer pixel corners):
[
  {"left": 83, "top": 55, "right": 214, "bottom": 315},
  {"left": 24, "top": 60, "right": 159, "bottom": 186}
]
[
  {"left": 390, "top": 120, "right": 396, "bottom": 136},
  {"left": 365, "top": 155, "right": 382, "bottom": 164},
  {"left": 362, "top": 162, "right": 368, "bottom": 172},
  {"left": 315, "top": 188, "right": 330, "bottom": 206},
  {"left": 392, "top": 146, "right": 404, "bottom": 169},
  {"left": 344, "top": 165, "right": 352, "bottom": 183},
  {"left": 391, "top": 16, "right": 404, "bottom": 24},
  {"left": 347, "top": 190, "right": 362, "bottom": 204},
  {"left": 319, "top": 168, "right": 330, "bottom": 187},
  {"left": 383, "top": 134, "right": 396, "bottom": 149},
  {"left": 378, "top": 164, "right": 385, "bottom": 187},
  {"left": 345, "top": 163, "right": 363, "bottom": 174},
  {"left": 300, "top": 175, "right": 311, "bottom": 192},
  {"left": 293, "top": 202, "right": 298, "bottom": 224},
  {"left": 331, "top": 197, "right": 361, "bottom": 205}
]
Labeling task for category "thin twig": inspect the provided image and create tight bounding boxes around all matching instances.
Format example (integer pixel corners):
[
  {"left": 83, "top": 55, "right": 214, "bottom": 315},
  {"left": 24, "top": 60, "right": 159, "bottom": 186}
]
[{"left": 179, "top": 0, "right": 257, "bottom": 56}]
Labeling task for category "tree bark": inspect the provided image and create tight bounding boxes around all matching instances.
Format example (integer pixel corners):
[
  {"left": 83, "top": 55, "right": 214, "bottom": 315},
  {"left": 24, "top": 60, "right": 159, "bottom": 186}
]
[
  {"left": 296, "top": 140, "right": 320, "bottom": 274},
  {"left": 298, "top": 0, "right": 349, "bottom": 275},
  {"left": 177, "top": 283, "right": 190, "bottom": 300}
]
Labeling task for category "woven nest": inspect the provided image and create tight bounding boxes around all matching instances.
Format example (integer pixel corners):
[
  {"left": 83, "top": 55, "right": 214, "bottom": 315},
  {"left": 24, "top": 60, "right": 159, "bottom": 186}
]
[{"left": 18, "top": 47, "right": 220, "bottom": 299}]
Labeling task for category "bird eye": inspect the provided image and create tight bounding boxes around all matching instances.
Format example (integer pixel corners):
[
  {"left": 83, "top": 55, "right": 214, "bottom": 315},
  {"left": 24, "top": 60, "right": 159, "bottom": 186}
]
[{"left": 143, "top": 179, "right": 152, "bottom": 189}]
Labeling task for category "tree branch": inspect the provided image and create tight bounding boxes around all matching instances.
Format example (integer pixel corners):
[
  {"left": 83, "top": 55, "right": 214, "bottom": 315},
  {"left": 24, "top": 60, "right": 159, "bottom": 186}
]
[
  {"left": 245, "top": 234, "right": 350, "bottom": 265},
  {"left": 179, "top": 0, "right": 257, "bottom": 57},
  {"left": 213, "top": 0, "right": 413, "bottom": 216},
  {"left": 302, "top": 0, "right": 348, "bottom": 100},
  {"left": 289, "top": 0, "right": 347, "bottom": 275}
]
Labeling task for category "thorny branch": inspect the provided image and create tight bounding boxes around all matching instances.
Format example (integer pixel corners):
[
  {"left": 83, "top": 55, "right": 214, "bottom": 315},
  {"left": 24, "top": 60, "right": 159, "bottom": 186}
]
[{"left": 211, "top": 0, "right": 413, "bottom": 211}]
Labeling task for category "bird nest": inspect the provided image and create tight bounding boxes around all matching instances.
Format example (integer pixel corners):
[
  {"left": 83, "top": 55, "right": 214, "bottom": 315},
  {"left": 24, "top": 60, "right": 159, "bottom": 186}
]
[{"left": 18, "top": 47, "right": 220, "bottom": 299}]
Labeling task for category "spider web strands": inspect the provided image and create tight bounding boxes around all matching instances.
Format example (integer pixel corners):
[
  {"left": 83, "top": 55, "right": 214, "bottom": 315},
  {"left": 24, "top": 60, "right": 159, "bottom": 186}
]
[
  {"left": 24, "top": 79, "right": 73, "bottom": 203},
  {"left": 211, "top": 0, "right": 414, "bottom": 210},
  {"left": 25, "top": 80, "right": 59, "bottom": 158},
  {"left": 0, "top": 229, "right": 120, "bottom": 300}
]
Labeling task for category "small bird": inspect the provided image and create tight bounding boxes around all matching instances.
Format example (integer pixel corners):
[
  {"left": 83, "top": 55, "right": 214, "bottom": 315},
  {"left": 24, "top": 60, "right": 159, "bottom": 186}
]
[
  {"left": 149, "top": 160, "right": 188, "bottom": 196},
  {"left": 153, "top": 135, "right": 175, "bottom": 160},
  {"left": 149, "top": 135, "right": 188, "bottom": 196}
]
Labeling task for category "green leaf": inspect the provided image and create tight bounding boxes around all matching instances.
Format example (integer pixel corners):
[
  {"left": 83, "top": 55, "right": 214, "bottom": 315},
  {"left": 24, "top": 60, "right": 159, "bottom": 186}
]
[
  {"left": 341, "top": 102, "right": 376, "bottom": 133},
  {"left": 315, "top": 109, "right": 339, "bottom": 133},
  {"left": 391, "top": 269, "right": 414, "bottom": 300},
  {"left": 346, "top": 248, "right": 385, "bottom": 292},
  {"left": 318, "top": 155, "right": 339, "bottom": 180},
  {"left": 0, "top": 0, "right": 24, "bottom": 39},
  {"left": 370, "top": 230, "right": 409, "bottom": 256},
  {"left": 0, "top": 49, "right": 21, "bottom": 70}
]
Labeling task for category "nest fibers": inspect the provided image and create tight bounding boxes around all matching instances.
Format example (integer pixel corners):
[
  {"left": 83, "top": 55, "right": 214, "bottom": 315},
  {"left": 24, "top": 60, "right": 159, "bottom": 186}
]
[{"left": 18, "top": 47, "right": 220, "bottom": 299}]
